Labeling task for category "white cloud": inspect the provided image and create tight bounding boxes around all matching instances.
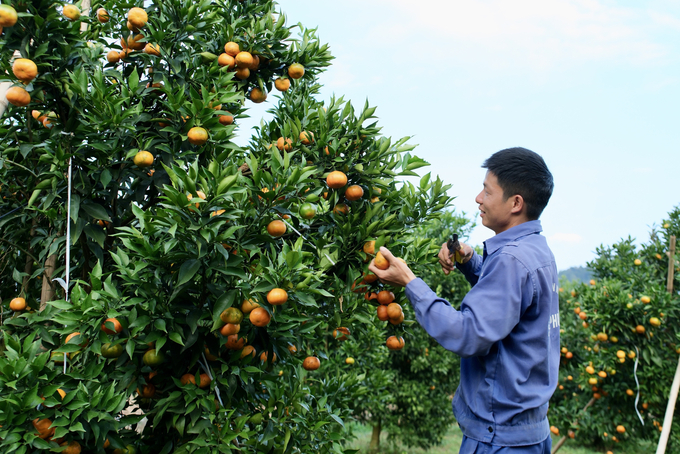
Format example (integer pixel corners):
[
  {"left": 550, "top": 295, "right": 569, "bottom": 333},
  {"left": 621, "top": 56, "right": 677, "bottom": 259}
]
[{"left": 549, "top": 232, "right": 583, "bottom": 243}]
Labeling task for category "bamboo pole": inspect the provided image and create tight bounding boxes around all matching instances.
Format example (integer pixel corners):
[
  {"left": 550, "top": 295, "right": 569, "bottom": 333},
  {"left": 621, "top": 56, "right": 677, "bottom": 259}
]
[
  {"left": 656, "top": 235, "right": 677, "bottom": 454},
  {"left": 552, "top": 397, "right": 596, "bottom": 454}
]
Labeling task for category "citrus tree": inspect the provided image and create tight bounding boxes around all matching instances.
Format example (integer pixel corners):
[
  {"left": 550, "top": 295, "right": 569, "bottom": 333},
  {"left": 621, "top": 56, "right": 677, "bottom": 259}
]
[
  {"left": 549, "top": 206, "right": 680, "bottom": 452},
  {"left": 0, "top": 1, "right": 452, "bottom": 453}
]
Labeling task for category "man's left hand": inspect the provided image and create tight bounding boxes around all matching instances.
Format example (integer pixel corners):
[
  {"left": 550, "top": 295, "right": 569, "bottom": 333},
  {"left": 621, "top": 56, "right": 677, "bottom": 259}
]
[{"left": 368, "top": 247, "right": 417, "bottom": 288}]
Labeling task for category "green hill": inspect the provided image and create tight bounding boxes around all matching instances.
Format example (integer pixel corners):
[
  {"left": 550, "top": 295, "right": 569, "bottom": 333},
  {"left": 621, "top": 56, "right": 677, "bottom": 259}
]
[{"left": 558, "top": 266, "right": 592, "bottom": 284}]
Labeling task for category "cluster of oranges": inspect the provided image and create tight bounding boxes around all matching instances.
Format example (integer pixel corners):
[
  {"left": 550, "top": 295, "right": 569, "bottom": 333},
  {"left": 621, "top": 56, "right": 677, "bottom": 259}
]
[{"left": 103, "top": 7, "right": 154, "bottom": 63}]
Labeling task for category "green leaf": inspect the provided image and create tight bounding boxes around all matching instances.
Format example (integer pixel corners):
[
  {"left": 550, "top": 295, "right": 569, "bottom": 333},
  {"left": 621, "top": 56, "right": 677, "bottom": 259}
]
[
  {"left": 81, "top": 202, "right": 110, "bottom": 221},
  {"left": 177, "top": 259, "right": 201, "bottom": 287}
]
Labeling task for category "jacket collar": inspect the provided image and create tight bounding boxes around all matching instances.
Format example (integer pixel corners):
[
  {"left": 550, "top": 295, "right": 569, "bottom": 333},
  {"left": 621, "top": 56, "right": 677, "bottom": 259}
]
[{"left": 483, "top": 220, "right": 543, "bottom": 257}]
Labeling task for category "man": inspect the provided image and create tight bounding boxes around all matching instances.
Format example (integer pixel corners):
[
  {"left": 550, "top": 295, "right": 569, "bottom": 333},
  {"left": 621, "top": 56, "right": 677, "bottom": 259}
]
[{"left": 369, "top": 147, "right": 560, "bottom": 453}]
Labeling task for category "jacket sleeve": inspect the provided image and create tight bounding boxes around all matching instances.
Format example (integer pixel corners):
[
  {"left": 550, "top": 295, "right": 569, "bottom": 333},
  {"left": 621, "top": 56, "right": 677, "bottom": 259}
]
[
  {"left": 455, "top": 251, "right": 483, "bottom": 286},
  {"left": 406, "top": 252, "right": 531, "bottom": 357}
]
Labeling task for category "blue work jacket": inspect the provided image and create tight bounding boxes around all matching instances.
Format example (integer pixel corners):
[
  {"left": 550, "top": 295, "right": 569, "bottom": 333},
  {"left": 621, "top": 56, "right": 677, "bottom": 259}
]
[{"left": 405, "top": 220, "right": 560, "bottom": 446}]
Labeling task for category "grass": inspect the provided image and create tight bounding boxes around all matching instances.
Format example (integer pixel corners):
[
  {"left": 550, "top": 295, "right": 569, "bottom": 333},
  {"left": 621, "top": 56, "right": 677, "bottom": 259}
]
[{"left": 345, "top": 423, "right": 655, "bottom": 454}]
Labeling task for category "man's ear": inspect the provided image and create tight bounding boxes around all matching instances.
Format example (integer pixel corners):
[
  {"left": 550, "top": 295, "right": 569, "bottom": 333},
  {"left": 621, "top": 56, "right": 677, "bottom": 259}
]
[{"left": 510, "top": 194, "right": 525, "bottom": 215}]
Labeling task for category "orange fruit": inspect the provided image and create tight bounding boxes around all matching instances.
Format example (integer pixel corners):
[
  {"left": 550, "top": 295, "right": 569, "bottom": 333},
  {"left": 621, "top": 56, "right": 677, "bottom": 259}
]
[
  {"left": 101, "top": 317, "right": 123, "bottom": 335},
  {"left": 389, "top": 313, "right": 405, "bottom": 325},
  {"left": 249, "top": 87, "right": 267, "bottom": 103},
  {"left": 218, "top": 53, "right": 236, "bottom": 69},
  {"left": 363, "top": 272, "right": 378, "bottom": 284},
  {"left": 386, "top": 336, "right": 405, "bottom": 350},
  {"left": 303, "top": 356, "right": 320, "bottom": 370},
  {"left": 220, "top": 323, "right": 240, "bottom": 336},
  {"left": 60, "top": 441, "right": 81, "bottom": 454},
  {"left": 299, "top": 131, "right": 314, "bottom": 145},
  {"left": 333, "top": 327, "right": 350, "bottom": 341},
  {"left": 377, "top": 305, "right": 389, "bottom": 321},
  {"left": 127, "top": 7, "right": 148, "bottom": 29},
  {"left": 187, "top": 126, "right": 208, "bottom": 145},
  {"left": 235, "top": 51, "right": 254, "bottom": 68},
  {"left": 65, "top": 332, "right": 87, "bottom": 348},
  {"left": 267, "top": 288, "right": 288, "bottom": 305},
  {"left": 101, "top": 343, "right": 124, "bottom": 358},
  {"left": 598, "top": 370, "right": 607, "bottom": 378},
  {"left": 345, "top": 185, "right": 364, "bottom": 201},
  {"left": 142, "top": 349, "right": 164, "bottom": 366},
  {"left": 640, "top": 296, "right": 651, "bottom": 303},
  {"left": 180, "top": 373, "right": 196, "bottom": 386},
  {"left": 249, "top": 307, "right": 271, "bottom": 327},
  {"left": 565, "top": 351, "right": 573, "bottom": 359},
  {"left": 636, "top": 325, "right": 645, "bottom": 334},
  {"left": 198, "top": 373, "right": 211, "bottom": 389},
  {"left": 126, "top": 33, "right": 146, "bottom": 50},
  {"left": 616, "top": 425, "right": 625, "bottom": 433},
  {"left": 579, "top": 312, "right": 587, "bottom": 320},
  {"left": 596, "top": 332, "right": 608, "bottom": 342},
  {"left": 374, "top": 251, "right": 389, "bottom": 270},
  {"left": 326, "top": 171, "right": 348, "bottom": 189},
  {"left": 274, "top": 78, "right": 290, "bottom": 91},
  {"left": 62, "top": 4, "right": 81, "bottom": 20},
  {"left": 220, "top": 307, "right": 244, "bottom": 324},
  {"left": 634, "top": 259, "right": 642, "bottom": 266},
  {"left": 133, "top": 150, "right": 154, "bottom": 167},
  {"left": 219, "top": 113, "right": 234, "bottom": 125},
  {"left": 97, "top": 8, "right": 109, "bottom": 23},
  {"left": 144, "top": 43, "right": 160, "bottom": 56},
  {"left": 240, "top": 344, "right": 256, "bottom": 358},
  {"left": 260, "top": 351, "right": 277, "bottom": 362},
  {"left": 650, "top": 317, "right": 661, "bottom": 327},
  {"left": 241, "top": 298, "right": 260, "bottom": 314},
  {"left": 386, "top": 302, "right": 402, "bottom": 319},
  {"left": 585, "top": 365, "right": 595, "bottom": 374},
  {"left": 225, "top": 334, "right": 246, "bottom": 350},
  {"left": 363, "top": 241, "right": 376, "bottom": 255},
  {"left": 211, "top": 209, "right": 226, "bottom": 217},
  {"left": 550, "top": 426, "right": 559, "bottom": 436},
  {"left": 32, "top": 418, "right": 55, "bottom": 440},
  {"left": 9, "top": 297, "right": 26, "bottom": 311},
  {"left": 377, "top": 290, "right": 395, "bottom": 305},
  {"left": 277, "top": 137, "right": 293, "bottom": 151},
  {"left": 106, "top": 50, "right": 120, "bottom": 63},
  {"left": 6, "top": 86, "right": 30, "bottom": 107},
  {"left": 332, "top": 203, "right": 349, "bottom": 215},
  {"left": 287, "top": 344, "right": 298, "bottom": 354},
  {"left": 12, "top": 58, "right": 38, "bottom": 82},
  {"left": 267, "top": 220, "right": 286, "bottom": 237},
  {"left": 235, "top": 67, "right": 250, "bottom": 80},
  {"left": 224, "top": 41, "right": 240, "bottom": 56},
  {"left": 299, "top": 202, "right": 316, "bottom": 219},
  {"left": 288, "top": 63, "right": 305, "bottom": 79},
  {"left": 0, "top": 4, "right": 18, "bottom": 27}
]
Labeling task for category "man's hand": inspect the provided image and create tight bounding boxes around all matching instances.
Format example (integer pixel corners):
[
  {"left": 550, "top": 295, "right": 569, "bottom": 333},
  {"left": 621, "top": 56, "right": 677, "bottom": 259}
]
[
  {"left": 368, "top": 247, "right": 417, "bottom": 288},
  {"left": 438, "top": 241, "right": 473, "bottom": 275}
]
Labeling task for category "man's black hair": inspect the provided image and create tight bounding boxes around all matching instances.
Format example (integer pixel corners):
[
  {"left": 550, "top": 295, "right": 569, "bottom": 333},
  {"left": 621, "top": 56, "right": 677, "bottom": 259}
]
[{"left": 482, "top": 147, "right": 554, "bottom": 220}]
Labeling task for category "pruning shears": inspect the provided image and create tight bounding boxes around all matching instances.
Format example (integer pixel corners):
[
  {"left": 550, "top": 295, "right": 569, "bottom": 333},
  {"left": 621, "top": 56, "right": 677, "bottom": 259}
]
[{"left": 447, "top": 234, "right": 464, "bottom": 264}]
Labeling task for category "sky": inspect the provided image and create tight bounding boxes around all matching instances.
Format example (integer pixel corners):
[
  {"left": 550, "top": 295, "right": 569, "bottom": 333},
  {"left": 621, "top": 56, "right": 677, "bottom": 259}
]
[{"left": 234, "top": 0, "right": 680, "bottom": 271}]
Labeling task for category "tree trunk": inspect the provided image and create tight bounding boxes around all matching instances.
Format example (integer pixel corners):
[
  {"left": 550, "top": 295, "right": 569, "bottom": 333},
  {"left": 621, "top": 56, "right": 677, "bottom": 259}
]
[
  {"left": 369, "top": 418, "right": 381, "bottom": 452},
  {"left": 40, "top": 253, "right": 57, "bottom": 310}
]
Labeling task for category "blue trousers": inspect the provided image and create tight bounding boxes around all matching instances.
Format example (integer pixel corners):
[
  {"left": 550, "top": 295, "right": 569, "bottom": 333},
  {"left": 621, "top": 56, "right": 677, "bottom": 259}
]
[{"left": 459, "top": 435, "right": 552, "bottom": 454}]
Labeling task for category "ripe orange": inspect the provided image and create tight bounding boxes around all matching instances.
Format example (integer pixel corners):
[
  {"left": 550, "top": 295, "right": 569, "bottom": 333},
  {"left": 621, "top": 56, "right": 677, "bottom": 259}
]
[
  {"left": 374, "top": 251, "right": 389, "bottom": 270},
  {"left": 636, "top": 325, "right": 645, "bottom": 334},
  {"left": 550, "top": 426, "right": 559, "bottom": 436},
  {"left": 187, "top": 127, "right": 208, "bottom": 145},
  {"left": 274, "top": 78, "right": 290, "bottom": 91},
  {"left": 133, "top": 150, "right": 154, "bottom": 167},
  {"left": 220, "top": 307, "right": 244, "bottom": 324},
  {"left": 640, "top": 296, "right": 651, "bottom": 303},
  {"left": 585, "top": 365, "right": 595, "bottom": 374},
  {"left": 6, "top": 86, "right": 30, "bottom": 107},
  {"left": 363, "top": 272, "right": 378, "bottom": 284},
  {"left": 9, "top": 297, "right": 26, "bottom": 311},
  {"left": 126, "top": 33, "right": 146, "bottom": 50},
  {"left": 565, "top": 351, "right": 573, "bottom": 359},
  {"left": 333, "top": 203, "right": 349, "bottom": 215},
  {"left": 616, "top": 425, "right": 625, "bottom": 434},
  {"left": 62, "top": 4, "right": 81, "bottom": 20},
  {"left": 650, "top": 317, "right": 661, "bottom": 327},
  {"left": 386, "top": 302, "right": 402, "bottom": 319},
  {"left": 326, "top": 171, "right": 348, "bottom": 189},
  {"left": 106, "top": 50, "right": 120, "bottom": 63},
  {"left": 224, "top": 41, "right": 240, "bottom": 56},
  {"left": 0, "top": 5, "right": 18, "bottom": 27},
  {"left": 219, "top": 113, "right": 234, "bottom": 125},
  {"left": 260, "top": 351, "right": 277, "bottom": 362},
  {"left": 249, "top": 307, "right": 271, "bottom": 327},
  {"left": 345, "top": 185, "right": 364, "bottom": 201},
  {"left": 235, "top": 67, "right": 250, "bottom": 80},
  {"left": 386, "top": 336, "right": 405, "bottom": 350},
  {"left": 240, "top": 344, "right": 256, "bottom": 358},
  {"left": 101, "top": 317, "right": 123, "bottom": 335},
  {"left": 303, "top": 356, "right": 320, "bottom": 370},
  {"left": 32, "top": 418, "right": 55, "bottom": 440},
  {"left": 180, "top": 373, "right": 196, "bottom": 386},
  {"left": 60, "top": 441, "right": 81, "bottom": 454},
  {"left": 128, "top": 7, "right": 148, "bottom": 29},
  {"left": 225, "top": 334, "right": 246, "bottom": 350},
  {"left": 241, "top": 298, "right": 260, "bottom": 314},
  {"left": 97, "top": 8, "right": 109, "bottom": 23},
  {"left": 634, "top": 259, "right": 642, "bottom": 266},
  {"left": 579, "top": 312, "right": 587, "bottom": 320},
  {"left": 267, "top": 220, "right": 287, "bottom": 237},
  {"left": 333, "top": 327, "right": 350, "bottom": 341},
  {"left": 299, "top": 131, "right": 314, "bottom": 145},
  {"left": 211, "top": 209, "right": 226, "bottom": 217},
  {"left": 249, "top": 87, "right": 267, "bottom": 103},
  {"left": 198, "top": 373, "right": 211, "bottom": 389},
  {"left": 218, "top": 53, "right": 236, "bottom": 69},
  {"left": 276, "top": 137, "right": 293, "bottom": 151},
  {"left": 596, "top": 332, "right": 608, "bottom": 342},
  {"left": 267, "top": 288, "right": 288, "bottom": 305},
  {"left": 249, "top": 55, "right": 260, "bottom": 70},
  {"left": 377, "top": 290, "right": 395, "bottom": 305},
  {"left": 220, "top": 323, "right": 240, "bottom": 336},
  {"left": 12, "top": 58, "right": 38, "bottom": 82},
  {"left": 235, "top": 51, "right": 254, "bottom": 68},
  {"left": 144, "top": 43, "right": 160, "bottom": 56},
  {"left": 363, "top": 241, "right": 376, "bottom": 255},
  {"left": 389, "top": 312, "right": 405, "bottom": 325},
  {"left": 287, "top": 344, "right": 298, "bottom": 354},
  {"left": 377, "top": 305, "right": 389, "bottom": 321},
  {"left": 65, "top": 332, "right": 87, "bottom": 348},
  {"left": 288, "top": 63, "right": 305, "bottom": 79}
]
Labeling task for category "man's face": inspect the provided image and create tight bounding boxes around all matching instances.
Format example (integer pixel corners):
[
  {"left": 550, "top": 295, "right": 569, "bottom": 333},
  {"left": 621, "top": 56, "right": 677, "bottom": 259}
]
[{"left": 475, "top": 171, "right": 516, "bottom": 234}]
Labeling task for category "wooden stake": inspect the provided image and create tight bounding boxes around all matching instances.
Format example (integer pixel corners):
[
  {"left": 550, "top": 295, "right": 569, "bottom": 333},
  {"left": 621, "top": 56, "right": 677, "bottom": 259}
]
[
  {"left": 552, "top": 397, "right": 596, "bottom": 454},
  {"left": 656, "top": 235, "right": 677, "bottom": 454}
]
